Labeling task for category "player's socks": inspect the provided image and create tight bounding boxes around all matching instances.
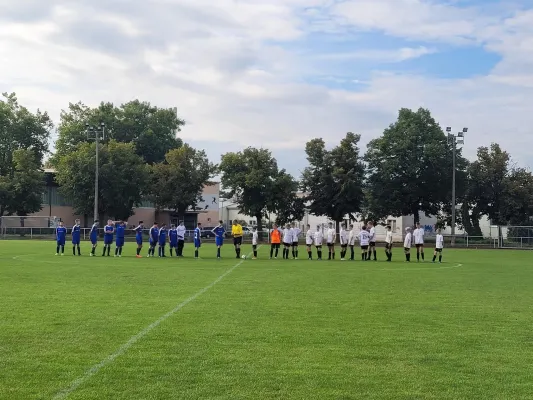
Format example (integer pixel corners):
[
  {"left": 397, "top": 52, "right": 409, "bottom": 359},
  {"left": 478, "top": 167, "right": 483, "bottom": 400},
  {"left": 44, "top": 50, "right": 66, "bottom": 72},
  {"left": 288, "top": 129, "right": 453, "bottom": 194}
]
[
  {"left": 361, "top": 252, "right": 365, "bottom": 260},
  {"left": 253, "top": 250, "right": 257, "bottom": 258},
  {"left": 350, "top": 248, "right": 354, "bottom": 260},
  {"left": 308, "top": 251, "right": 312, "bottom": 259},
  {"left": 317, "top": 250, "right": 321, "bottom": 259},
  {"left": 417, "top": 252, "right": 420, "bottom": 261},
  {"left": 275, "top": 248, "right": 279, "bottom": 257},
  {"left": 421, "top": 252, "right": 425, "bottom": 260},
  {"left": 107, "top": 247, "right": 110, "bottom": 256},
  {"left": 373, "top": 250, "right": 377, "bottom": 260},
  {"left": 270, "top": 248, "right": 274, "bottom": 258},
  {"left": 136, "top": 248, "right": 141, "bottom": 256},
  {"left": 119, "top": 247, "right": 122, "bottom": 256},
  {"left": 56, "top": 245, "right": 60, "bottom": 254},
  {"left": 61, "top": 245, "right": 65, "bottom": 254},
  {"left": 439, "top": 255, "right": 442, "bottom": 262},
  {"left": 217, "top": 248, "right": 221, "bottom": 258},
  {"left": 295, "top": 250, "right": 298, "bottom": 258},
  {"left": 194, "top": 250, "right": 198, "bottom": 258},
  {"left": 115, "top": 247, "right": 119, "bottom": 256}
]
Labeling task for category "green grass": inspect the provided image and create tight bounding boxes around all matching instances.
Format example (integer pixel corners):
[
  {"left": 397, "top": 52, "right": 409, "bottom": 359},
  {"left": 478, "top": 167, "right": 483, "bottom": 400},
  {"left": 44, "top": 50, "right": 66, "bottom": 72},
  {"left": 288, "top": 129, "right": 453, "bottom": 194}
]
[{"left": 1, "top": 241, "right": 533, "bottom": 400}]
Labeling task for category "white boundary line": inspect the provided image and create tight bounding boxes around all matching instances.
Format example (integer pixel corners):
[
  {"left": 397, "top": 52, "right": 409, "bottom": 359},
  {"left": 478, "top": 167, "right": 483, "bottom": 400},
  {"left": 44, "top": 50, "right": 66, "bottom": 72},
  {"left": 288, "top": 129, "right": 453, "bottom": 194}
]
[{"left": 52, "top": 247, "right": 258, "bottom": 399}]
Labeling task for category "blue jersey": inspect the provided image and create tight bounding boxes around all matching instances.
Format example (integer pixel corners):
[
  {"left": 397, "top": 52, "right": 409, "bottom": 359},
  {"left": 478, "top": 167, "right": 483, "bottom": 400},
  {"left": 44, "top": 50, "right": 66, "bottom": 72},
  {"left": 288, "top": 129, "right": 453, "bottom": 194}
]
[
  {"left": 71, "top": 224, "right": 81, "bottom": 243},
  {"left": 56, "top": 226, "right": 67, "bottom": 242},
  {"left": 159, "top": 228, "right": 167, "bottom": 245},
  {"left": 149, "top": 227, "right": 159, "bottom": 243},
  {"left": 212, "top": 226, "right": 225, "bottom": 238},
  {"left": 135, "top": 225, "right": 143, "bottom": 236},
  {"left": 194, "top": 227, "right": 201, "bottom": 241},
  {"left": 104, "top": 225, "right": 114, "bottom": 237},
  {"left": 116, "top": 224, "right": 125, "bottom": 238},
  {"left": 169, "top": 229, "right": 178, "bottom": 245},
  {"left": 90, "top": 223, "right": 98, "bottom": 244}
]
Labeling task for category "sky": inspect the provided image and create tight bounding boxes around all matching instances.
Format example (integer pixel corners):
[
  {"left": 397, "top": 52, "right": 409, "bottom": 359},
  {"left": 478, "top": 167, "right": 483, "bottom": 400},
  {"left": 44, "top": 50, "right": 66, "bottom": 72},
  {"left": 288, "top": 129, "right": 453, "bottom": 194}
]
[{"left": 1, "top": 0, "right": 533, "bottom": 177}]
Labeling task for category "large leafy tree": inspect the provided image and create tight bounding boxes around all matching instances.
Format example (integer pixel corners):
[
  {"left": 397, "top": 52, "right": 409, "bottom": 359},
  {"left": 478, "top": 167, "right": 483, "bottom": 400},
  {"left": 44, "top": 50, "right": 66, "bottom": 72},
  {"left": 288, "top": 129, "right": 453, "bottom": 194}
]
[
  {"left": 149, "top": 145, "right": 218, "bottom": 219},
  {"left": 0, "top": 93, "right": 52, "bottom": 219},
  {"left": 220, "top": 147, "right": 301, "bottom": 238},
  {"left": 301, "top": 132, "right": 366, "bottom": 226},
  {"left": 55, "top": 140, "right": 148, "bottom": 221},
  {"left": 365, "top": 108, "right": 467, "bottom": 224},
  {"left": 54, "top": 100, "right": 184, "bottom": 164},
  {"left": 269, "top": 171, "right": 305, "bottom": 226}
]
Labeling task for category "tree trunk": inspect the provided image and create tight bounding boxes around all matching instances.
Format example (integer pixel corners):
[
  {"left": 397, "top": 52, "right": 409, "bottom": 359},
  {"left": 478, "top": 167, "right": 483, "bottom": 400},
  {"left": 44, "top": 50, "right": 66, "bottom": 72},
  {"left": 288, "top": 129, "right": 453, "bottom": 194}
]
[
  {"left": 255, "top": 212, "right": 264, "bottom": 242},
  {"left": 413, "top": 207, "right": 420, "bottom": 225},
  {"left": 470, "top": 208, "right": 483, "bottom": 237}
]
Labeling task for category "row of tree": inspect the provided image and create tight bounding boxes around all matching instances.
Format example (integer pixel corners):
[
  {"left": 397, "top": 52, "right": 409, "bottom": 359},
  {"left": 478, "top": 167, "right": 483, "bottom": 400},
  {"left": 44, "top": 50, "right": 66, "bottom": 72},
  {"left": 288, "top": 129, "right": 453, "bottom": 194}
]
[{"left": 1, "top": 92, "right": 532, "bottom": 233}]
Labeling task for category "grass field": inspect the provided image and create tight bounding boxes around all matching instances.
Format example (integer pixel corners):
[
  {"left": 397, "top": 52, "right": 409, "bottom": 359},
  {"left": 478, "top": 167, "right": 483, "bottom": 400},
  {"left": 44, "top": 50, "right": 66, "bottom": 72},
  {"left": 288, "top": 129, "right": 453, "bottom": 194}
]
[{"left": 1, "top": 241, "right": 533, "bottom": 400}]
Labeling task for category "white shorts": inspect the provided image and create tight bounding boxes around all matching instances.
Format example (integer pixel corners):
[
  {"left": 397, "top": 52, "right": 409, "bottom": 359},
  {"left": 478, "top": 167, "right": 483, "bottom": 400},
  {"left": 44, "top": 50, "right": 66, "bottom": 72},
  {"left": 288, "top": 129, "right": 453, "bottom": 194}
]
[{"left": 306, "top": 240, "right": 313, "bottom": 245}]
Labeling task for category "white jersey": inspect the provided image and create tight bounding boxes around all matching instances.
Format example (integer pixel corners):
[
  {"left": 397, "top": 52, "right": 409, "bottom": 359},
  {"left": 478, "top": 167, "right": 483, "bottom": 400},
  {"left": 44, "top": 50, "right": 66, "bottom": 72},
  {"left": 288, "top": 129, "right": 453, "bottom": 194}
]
[
  {"left": 358, "top": 230, "right": 370, "bottom": 246},
  {"left": 292, "top": 227, "right": 301, "bottom": 242},
  {"left": 369, "top": 227, "right": 376, "bottom": 242},
  {"left": 252, "top": 231, "right": 258, "bottom": 245},
  {"left": 177, "top": 225, "right": 186, "bottom": 240},
  {"left": 348, "top": 230, "right": 357, "bottom": 246},
  {"left": 414, "top": 228, "right": 425, "bottom": 244},
  {"left": 314, "top": 230, "right": 323, "bottom": 246},
  {"left": 385, "top": 231, "right": 393, "bottom": 244},
  {"left": 283, "top": 228, "right": 292, "bottom": 244},
  {"left": 435, "top": 234, "right": 444, "bottom": 249},
  {"left": 305, "top": 229, "right": 314, "bottom": 245},
  {"left": 404, "top": 232, "right": 412, "bottom": 248},
  {"left": 326, "top": 228, "right": 336, "bottom": 244},
  {"left": 339, "top": 228, "right": 349, "bottom": 245}
]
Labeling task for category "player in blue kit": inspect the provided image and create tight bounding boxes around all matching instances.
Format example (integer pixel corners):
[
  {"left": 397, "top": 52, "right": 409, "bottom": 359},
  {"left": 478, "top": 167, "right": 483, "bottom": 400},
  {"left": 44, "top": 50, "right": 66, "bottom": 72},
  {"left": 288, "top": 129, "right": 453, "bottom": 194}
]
[
  {"left": 194, "top": 222, "right": 202, "bottom": 259},
  {"left": 90, "top": 220, "right": 99, "bottom": 256},
  {"left": 114, "top": 221, "right": 126, "bottom": 257},
  {"left": 169, "top": 224, "right": 178, "bottom": 256},
  {"left": 102, "top": 220, "right": 114, "bottom": 257},
  {"left": 211, "top": 220, "right": 226, "bottom": 259},
  {"left": 135, "top": 221, "right": 144, "bottom": 258},
  {"left": 55, "top": 221, "right": 67, "bottom": 255},
  {"left": 71, "top": 219, "right": 81, "bottom": 256},
  {"left": 148, "top": 222, "right": 159, "bottom": 257},
  {"left": 158, "top": 223, "right": 168, "bottom": 257}
]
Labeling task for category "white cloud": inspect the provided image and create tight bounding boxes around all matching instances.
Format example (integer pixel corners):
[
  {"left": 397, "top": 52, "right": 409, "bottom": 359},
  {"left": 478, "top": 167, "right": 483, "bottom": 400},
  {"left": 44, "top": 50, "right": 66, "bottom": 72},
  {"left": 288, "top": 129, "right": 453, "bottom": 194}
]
[{"left": 0, "top": 0, "right": 532, "bottom": 175}]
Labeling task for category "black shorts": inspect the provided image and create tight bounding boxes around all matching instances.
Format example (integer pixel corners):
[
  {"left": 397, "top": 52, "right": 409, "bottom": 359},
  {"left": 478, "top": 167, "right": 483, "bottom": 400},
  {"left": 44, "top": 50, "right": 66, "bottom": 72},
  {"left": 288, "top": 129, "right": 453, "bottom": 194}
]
[
  {"left": 253, "top": 244, "right": 257, "bottom": 250},
  {"left": 404, "top": 247, "right": 410, "bottom": 252},
  {"left": 361, "top": 245, "right": 369, "bottom": 250},
  {"left": 234, "top": 236, "right": 242, "bottom": 245},
  {"left": 434, "top": 248, "right": 442, "bottom": 252},
  {"left": 385, "top": 243, "right": 393, "bottom": 250},
  {"left": 415, "top": 243, "right": 423, "bottom": 248},
  {"left": 341, "top": 244, "right": 347, "bottom": 248},
  {"left": 369, "top": 242, "right": 376, "bottom": 247},
  {"left": 283, "top": 242, "right": 291, "bottom": 247},
  {"left": 327, "top": 242, "right": 334, "bottom": 247},
  {"left": 271, "top": 243, "right": 280, "bottom": 249},
  {"left": 292, "top": 242, "right": 298, "bottom": 247},
  {"left": 315, "top": 245, "right": 322, "bottom": 249}
]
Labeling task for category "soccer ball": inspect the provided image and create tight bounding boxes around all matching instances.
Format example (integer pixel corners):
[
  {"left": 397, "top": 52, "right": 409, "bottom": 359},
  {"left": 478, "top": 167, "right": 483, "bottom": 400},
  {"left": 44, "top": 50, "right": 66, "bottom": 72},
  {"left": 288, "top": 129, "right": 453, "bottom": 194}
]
[{"left": 241, "top": 255, "right": 246, "bottom": 259}]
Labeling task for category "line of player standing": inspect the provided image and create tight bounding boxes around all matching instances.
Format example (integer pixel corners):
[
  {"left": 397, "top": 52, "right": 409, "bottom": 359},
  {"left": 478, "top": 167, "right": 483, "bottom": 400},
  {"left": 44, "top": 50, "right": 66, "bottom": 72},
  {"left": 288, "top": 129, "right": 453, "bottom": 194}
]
[{"left": 54, "top": 218, "right": 444, "bottom": 263}]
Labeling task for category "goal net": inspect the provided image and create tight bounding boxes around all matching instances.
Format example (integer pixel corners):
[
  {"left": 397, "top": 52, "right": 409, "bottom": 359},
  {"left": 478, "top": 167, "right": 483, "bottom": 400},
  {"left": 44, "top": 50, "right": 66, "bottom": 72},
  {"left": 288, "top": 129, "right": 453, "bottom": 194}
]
[
  {"left": 0, "top": 216, "right": 59, "bottom": 239},
  {"left": 500, "top": 226, "right": 533, "bottom": 249}
]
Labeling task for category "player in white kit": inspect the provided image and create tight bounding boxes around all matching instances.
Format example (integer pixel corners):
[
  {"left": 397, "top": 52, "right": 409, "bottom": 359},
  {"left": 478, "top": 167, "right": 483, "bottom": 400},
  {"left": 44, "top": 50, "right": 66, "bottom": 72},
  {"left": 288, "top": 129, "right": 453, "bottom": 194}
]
[
  {"left": 291, "top": 222, "right": 301, "bottom": 259},
  {"left": 348, "top": 224, "right": 357, "bottom": 260},
  {"left": 358, "top": 225, "right": 370, "bottom": 261},
  {"left": 305, "top": 224, "right": 314, "bottom": 260},
  {"left": 282, "top": 224, "right": 292, "bottom": 259},
  {"left": 404, "top": 227, "right": 412, "bottom": 262},
  {"left": 314, "top": 226, "right": 324, "bottom": 260},
  {"left": 326, "top": 222, "right": 336, "bottom": 260},
  {"left": 252, "top": 227, "right": 258, "bottom": 259},
  {"left": 367, "top": 221, "right": 377, "bottom": 261},
  {"left": 385, "top": 225, "right": 393, "bottom": 262},
  {"left": 413, "top": 222, "right": 425, "bottom": 262},
  {"left": 339, "top": 223, "right": 349, "bottom": 261},
  {"left": 433, "top": 229, "right": 444, "bottom": 263}
]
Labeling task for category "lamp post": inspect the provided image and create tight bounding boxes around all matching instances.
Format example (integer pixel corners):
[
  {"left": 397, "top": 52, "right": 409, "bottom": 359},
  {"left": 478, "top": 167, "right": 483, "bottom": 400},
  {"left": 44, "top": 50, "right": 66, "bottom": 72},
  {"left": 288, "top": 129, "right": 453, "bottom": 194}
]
[
  {"left": 447, "top": 127, "right": 467, "bottom": 246},
  {"left": 86, "top": 122, "right": 105, "bottom": 224}
]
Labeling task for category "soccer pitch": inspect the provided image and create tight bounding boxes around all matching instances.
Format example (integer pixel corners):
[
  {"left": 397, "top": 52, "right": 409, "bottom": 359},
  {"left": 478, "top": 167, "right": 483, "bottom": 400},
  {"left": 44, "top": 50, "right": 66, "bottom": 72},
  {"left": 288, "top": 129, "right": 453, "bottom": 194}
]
[{"left": 1, "top": 241, "right": 533, "bottom": 400}]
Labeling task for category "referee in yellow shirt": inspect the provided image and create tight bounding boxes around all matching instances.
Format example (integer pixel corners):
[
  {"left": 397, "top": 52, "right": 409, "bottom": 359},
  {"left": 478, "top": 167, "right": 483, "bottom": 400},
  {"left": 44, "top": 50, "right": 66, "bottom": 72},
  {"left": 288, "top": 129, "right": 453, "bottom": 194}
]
[{"left": 231, "top": 220, "right": 243, "bottom": 258}]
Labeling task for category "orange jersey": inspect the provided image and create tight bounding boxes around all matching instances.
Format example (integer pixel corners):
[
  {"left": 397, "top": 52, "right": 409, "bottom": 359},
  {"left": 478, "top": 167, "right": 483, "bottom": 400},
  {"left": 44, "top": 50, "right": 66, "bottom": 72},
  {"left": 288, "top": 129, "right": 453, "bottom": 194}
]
[{"left": 270, "top": 229, "right": 281, "bottom": 244}]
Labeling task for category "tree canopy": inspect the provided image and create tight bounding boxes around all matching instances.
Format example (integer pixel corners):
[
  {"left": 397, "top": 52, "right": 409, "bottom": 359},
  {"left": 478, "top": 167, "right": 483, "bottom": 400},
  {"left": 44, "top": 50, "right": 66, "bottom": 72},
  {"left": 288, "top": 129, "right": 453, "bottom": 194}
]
[
  {"left": 150, "top": 145, "right": 218, "bottom": 219},
  {"left": 302, "top": 132, "right": 366, "bottom": 225},
  {"left": 54, "top": 100, "right": 184, "bottom": 165}
]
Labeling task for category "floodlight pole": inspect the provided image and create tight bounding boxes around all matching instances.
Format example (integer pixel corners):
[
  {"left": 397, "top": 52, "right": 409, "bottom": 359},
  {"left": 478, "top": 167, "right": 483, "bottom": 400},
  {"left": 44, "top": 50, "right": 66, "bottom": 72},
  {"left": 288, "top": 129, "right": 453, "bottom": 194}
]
[
  {"left": 86, "top": 122, "right": 105, "bottom": 225},
  {"left": 447, "top": 127, "right": 467, "bottom": 247}
]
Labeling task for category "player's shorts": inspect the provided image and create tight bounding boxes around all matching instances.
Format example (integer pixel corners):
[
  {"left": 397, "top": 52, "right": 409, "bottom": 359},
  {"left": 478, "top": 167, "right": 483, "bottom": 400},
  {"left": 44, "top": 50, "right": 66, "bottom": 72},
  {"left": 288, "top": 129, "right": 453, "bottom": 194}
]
[
  {"left": 215, "top": 237, "right": 224, "bottom": 247},
  {"left": 57, "top": 239, "right": 65, "bottom": 245},
  {"left": 116, "top": 238, "right": 125, "bottom": 247},
  {"left": 434, "top": 248, "right": 443, "bottom": 252},
  {"left": 252, "top": 244, "right": 257, "bottom": 250},
  {"left": 306, "top": 240, "right": 313, "bottom": 246},
  {"left": 233, "top": 236, "right": 242, "bottom": 245},
  {"left": 149, "top": 239, "right": 157, "bottom": 247},
  {"left": 292, "top": 241, "right": 298, "bottom": 247},
  {"left": 90, "top": 234, "right": 98, "bottom": 245},
  {"left": 369, "top": 241, "right": 376, "bottom": 247},
  {"left": 158, "top": 241, "right": 166, "bottom": 247},
  {"left": 361, "top": 245, "right": 369, "bottom": 250},
  {"left": 283, "top": 242, "right": 291, "bottom": 247},
  {"left": 170, "top": 241, "right": 178, "bottom": 248},
  {"left": 315, "top": 244, "right": 322, "bottom": 249},
  {"left": 104, "top": 236, "right": 113, "bottom": 245},
  {"left": 136, "top": 235, "right": 143, "bottom": 245},
  {"left": 72, "top": 238, "right": 80, "bottom": 245},
  {"left": 327, "top": 242, "right": 334, "bottom": 247},
  {"left": 404, "top": 247, "right": 411, "bottom": 252},
  {"left": 271, "top": 243, "right": 280, "bottom": 249},
  {"left": 194, "top": 239, "right": 201, "bottom": 248},
  {"left": 415, "top": 243, "right": 424, "bottom": 248},
  {"left": 385, "top": 243, "right": 393, "bottom": 250}
]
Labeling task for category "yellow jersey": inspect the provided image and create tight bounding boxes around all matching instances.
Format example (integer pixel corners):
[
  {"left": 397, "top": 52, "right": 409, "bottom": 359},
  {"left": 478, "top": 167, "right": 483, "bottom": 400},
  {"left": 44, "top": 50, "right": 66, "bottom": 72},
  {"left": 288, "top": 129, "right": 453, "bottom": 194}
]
[{"left": 232, "top": 224, "right": 243, "bottom": 237}]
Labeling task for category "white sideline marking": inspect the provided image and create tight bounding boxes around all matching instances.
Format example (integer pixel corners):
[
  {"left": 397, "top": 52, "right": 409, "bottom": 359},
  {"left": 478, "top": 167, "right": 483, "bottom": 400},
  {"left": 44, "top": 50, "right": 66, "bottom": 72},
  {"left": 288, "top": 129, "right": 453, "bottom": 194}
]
[
  {"left": 52, "top": 247, "right": 258, "bottom": 399},
  {"left": 379, "top": 263, "right": 462, "bottom": 271}
]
